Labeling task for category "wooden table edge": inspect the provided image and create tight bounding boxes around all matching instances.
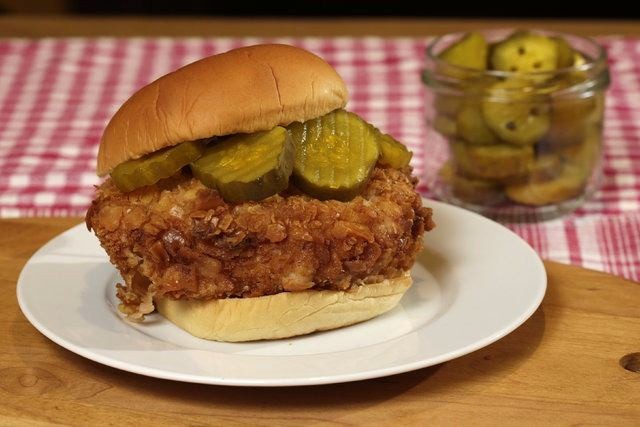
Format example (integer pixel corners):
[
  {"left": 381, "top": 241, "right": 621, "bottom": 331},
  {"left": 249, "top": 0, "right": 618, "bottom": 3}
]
[{"left": 1, "top": 16, "right": 640, "bottom": 38}]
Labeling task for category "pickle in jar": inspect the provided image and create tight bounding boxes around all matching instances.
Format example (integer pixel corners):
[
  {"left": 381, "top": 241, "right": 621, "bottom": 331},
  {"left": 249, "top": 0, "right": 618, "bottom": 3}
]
[
  {"left": 288, "top": 110, "right": 379, "bottom": 201},
  {"left": 505, "top": 162, "right": 586, "bottom": 206},
  {"left": 572, "top": 50, "right": 587, "bottom": 68},
  {"left": 545, "top": 95, "right": 597, "bottom": 147},
  {"left": 433, "top": 114, "right": 458, "bottom": 138},
  {"left": 491, "top": 31, "right": 559, "bottom": 74},
  {"left": 552, "top": 36, "right": 575, "bottom": 68},
  {"left": 434, "top": 94, "right": 464, "bottom": 117},
  {"left": 482, "top": 79, "right": 551, "bottom": 146},
  {"left": 191, "top": 126, "right": 294, "bottom": 203},
  {"left": 527, "top": 154, "right": 564, "bottom": 182},
  {"left": 452, "top": 140, "right": 534, "bottom": 180},
  {"left": 111, "top": 139, "right": 207, "bottom": 192},
  {"left": 440, "top": 162, "right": 504, "bottom": 205},
  {"left": 554, "top": 48, "right": 594, "bottom": 88},
  {"left": 439, "top": 32, "right": 488, "bottom": 72},
  {"left": 558, "top": 126, "right": 602, "bottom": 173},
  {"left": 456, "top": 103, "right": 500, "bottom": 145}
]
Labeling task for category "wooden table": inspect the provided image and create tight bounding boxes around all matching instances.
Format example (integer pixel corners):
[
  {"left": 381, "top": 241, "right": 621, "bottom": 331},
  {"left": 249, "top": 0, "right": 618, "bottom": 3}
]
[
  {"left": 1, "top": 16, "right": 640, "bottom": 37},
  {"left": 1, "top": 17, "right": 640, "bottom": 425},
  {"left": 1, "top": 218, "right": 639, "bottom": 425}
]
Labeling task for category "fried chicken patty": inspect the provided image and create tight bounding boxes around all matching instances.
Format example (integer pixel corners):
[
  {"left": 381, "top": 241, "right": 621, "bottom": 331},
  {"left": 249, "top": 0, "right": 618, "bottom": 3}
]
[{"left": 86, "top": 167, "right": 434, "bottom": 319}]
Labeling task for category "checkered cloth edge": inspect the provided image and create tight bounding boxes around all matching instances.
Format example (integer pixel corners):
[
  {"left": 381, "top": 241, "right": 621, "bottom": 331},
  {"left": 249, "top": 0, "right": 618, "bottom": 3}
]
[{"left": 0, "top": 37, "right": 639, "bottom": 282}]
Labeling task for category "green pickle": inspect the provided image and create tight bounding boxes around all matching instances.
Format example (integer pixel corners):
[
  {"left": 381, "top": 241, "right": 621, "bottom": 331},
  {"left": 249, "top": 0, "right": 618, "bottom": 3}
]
[
  {"left": 288, "top": 110, "right": 379, "bottom": 201},
  {"left": 434, "top": 94, "right": 463, "bottom": 116},
  {"left": 430, "top": 30, "right": 603, "bottom": 208},
  {"left": 111, "top": 140, "right": 206, "bottom": 192},
  {"left": 439, "top": 32, "right": 488, "bottom": 71},
  {"left": 553, "top": 36, "right": 575, "bottom": 68},
  {"left": 558, "top": 127, "right": 602, "bottom": 173},
  {"left": 491, "top": 32, "right": 559, "bottom": 74},
  {"left": 506, "top": 163, "right": 586, "bottom": 206},
  {"left": 527, "top": 154, "right": 564, "bottom": 182},
  {"left": 191, "top": 126, "right": 294, "bottom": 203},
  {"left": 545, "top": 95, "right": 597, "bottom": 147},
  {"left": 557, "top": 50, "right": 591, "bottom": 87},
  {"left": 573, "top": 50, "right": 587, "bottom": 68},
  {"left": 456, "top": 103, "right": 500, "bottom": 145},
  {"left": 439, "top": 162, "right": 504, "bottom": 205},
  {"left": 482, "top": 79, "right": 551, "bottom": 146},
  {"left": 452, "top": 141, "right": 534, "bottom": 180},
  {"left": 376, "top": 132, "right": 412, "bottom": 169},
  {"left": 505, "top": 152, "right": 589, "bottom": 206},
  {"left": 433, "top": 114, "right": 458, "bottom": 138}
]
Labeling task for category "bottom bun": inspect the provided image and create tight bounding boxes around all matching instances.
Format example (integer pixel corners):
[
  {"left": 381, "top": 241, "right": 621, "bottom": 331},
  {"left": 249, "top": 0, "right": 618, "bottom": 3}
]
[{"left": 155, "top": 272, "right": 412, "bottom": 342}]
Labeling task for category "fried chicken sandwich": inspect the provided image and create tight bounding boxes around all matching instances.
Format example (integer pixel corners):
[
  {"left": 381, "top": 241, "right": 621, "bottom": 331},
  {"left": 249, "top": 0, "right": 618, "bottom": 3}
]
[{"left": 86, "top": 44, "right": 434, "bottom": 342}]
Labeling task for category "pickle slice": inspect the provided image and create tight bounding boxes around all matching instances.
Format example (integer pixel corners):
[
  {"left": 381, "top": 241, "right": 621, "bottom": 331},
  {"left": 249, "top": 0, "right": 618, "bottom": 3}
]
[
  {"left": 440, "top": 162, "right": 504, "bottom": 205},
  {"left": 559, "top": 127, "right": 602, "bottom": 173},
  {"left": 191, "top": 126, "right": 294, "bottom": 203},
  {"left": 111, "top": 140, "right": 207, "bottom": 192},
  {"left": 491, "top": 32, "right": 559, "bottom": 74},
  {"left": 452, "top": 141, "right": 533, "bottom": 180},
  {"left": 439, "top": 32, "right": 488, "bottom": 71},
  {"left": 289, "top": 110, "right": 379, "bottom": 201},
  {"left": 433, "top": 114, "right": 458, "bottom": 138},
  {"left": 528, "top": 154, "right": 564, "bottom": 182},
  {"left": 553, "top": 36, "right": 574, "bottom": 68},
  {"left": 573, "top": 50, "right": 587, "bottom": 67},
  {"left": 545, "top": 95, "right": 597, "bottom": 147},
  {"left": 434, "top": 94, "right": 464, "bottom": 117},
  {"left": 376, "top": 132, "right": 412, "bottom": 169},
  {"left": 432, "top": 78, "right": 491, "bottom": 118},
  {"left": 456, "top": 103, "right": 500, "bottom": 145},
  {"left": 556, "top": 50, "right": 591, "bottom": 86},
  {"left": 506, "top": 163, "right": 586, "bottom": 206},
  {"left": 482, "top": 79, "right": 551, "bottom": 146}
]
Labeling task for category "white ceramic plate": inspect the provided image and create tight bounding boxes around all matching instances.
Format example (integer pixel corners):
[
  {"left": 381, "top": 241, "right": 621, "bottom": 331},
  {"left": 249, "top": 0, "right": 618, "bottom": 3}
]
[{"left": 17, "top": 199, "right": 546, "bottom": 386}]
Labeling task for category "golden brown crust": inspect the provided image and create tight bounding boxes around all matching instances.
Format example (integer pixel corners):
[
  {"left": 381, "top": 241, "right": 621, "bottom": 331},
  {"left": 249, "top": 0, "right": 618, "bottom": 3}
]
[
  {"left": 97, "top": 44, "right": 348, "bottom": 176},
  {"left": 86, "top": 167, "right": 434, "bottom": 319}
]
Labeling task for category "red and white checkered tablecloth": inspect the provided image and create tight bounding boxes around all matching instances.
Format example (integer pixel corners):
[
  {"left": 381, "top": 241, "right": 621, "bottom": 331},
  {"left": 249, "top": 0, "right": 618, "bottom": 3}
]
[{"left": 0, "top": 37, "right": 639, "bottom": 281}]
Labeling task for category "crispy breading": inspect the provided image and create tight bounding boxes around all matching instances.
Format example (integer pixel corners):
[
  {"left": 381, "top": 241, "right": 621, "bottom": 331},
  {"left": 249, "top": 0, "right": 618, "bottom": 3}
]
[{"left": 86, "top": 167, "right": 434, "bottom": 319}]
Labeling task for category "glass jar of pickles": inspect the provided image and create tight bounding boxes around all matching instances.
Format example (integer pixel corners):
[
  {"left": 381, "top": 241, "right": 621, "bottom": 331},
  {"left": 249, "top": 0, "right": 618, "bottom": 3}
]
[{"left": 423, "top": 30, "right": 610, "bottom": 221}]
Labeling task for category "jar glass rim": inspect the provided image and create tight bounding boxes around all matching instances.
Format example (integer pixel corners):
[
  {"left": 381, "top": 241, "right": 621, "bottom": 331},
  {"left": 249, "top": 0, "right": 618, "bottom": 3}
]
[{"left": 425, "top": 29, "right": 608, "bottom": 79}]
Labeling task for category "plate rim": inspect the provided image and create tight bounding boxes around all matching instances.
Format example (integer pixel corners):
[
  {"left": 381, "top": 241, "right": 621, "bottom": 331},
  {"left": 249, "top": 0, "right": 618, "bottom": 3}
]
[{"left": 16, "top": 198, "right": 547, "bottom": 386}]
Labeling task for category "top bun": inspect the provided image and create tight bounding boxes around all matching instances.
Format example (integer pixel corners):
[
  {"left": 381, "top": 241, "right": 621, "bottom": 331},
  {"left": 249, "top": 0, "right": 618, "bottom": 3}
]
[{"left": 97, "top": 44, "right": 348, "bottom": 176}]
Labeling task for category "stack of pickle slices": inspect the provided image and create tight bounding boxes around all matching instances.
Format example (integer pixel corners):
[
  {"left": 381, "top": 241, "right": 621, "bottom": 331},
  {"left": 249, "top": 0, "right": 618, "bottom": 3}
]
[
  {"left": 433, "top": 31, "right": 604, "bottom": 207},
  {"left": 110, "top": 109, "right": 412, "bottom": 202}
]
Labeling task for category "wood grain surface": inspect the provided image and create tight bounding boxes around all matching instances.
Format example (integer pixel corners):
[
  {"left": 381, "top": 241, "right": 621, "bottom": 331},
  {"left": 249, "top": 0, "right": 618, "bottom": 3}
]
[
  {"left": 1, "top": 16, "right": 640, "bottom": 37},
  {"left": 1, "top": 217, "right": 639, "bottom": 425}
]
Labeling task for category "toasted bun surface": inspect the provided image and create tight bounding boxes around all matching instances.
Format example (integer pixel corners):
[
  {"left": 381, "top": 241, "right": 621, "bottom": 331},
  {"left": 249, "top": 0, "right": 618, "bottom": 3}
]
[
  {"left": 155, "top": 273, "right": 411, "bottom": 342},
  {"left": 97, "top": 44, "right": 348, "bottom": 176}
]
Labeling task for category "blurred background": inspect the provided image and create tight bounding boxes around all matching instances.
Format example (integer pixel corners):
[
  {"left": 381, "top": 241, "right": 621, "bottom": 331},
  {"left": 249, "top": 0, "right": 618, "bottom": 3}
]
[{"left": 0, "top": 0, "right": 635, "bottom": 18}]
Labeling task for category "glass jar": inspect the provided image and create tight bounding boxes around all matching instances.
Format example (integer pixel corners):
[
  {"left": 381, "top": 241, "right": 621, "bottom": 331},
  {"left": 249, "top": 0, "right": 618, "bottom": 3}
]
[{"left": 422, "top": 29, "right": 610, "bottom": 221}]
